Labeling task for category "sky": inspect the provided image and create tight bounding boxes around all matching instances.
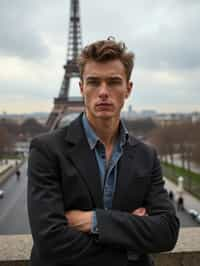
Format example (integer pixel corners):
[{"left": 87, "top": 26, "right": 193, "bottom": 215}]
[{"left": 0, "top": 0, "right": 200, "bottom": 114}]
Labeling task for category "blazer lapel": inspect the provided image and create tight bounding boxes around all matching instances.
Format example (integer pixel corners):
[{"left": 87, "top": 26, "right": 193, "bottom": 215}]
[
  {"left": 112, "top": 139, "right": 139, "bottom": 209},
  {"left": 64, "top": 115, "right": 103, "bottom": 208}
]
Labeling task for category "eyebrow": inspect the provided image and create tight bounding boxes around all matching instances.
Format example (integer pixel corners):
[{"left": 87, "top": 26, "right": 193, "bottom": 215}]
[
  {"left": 108, "top": 77, "right": 123, "bottom": 81},
  {"left": 86, "top": 76, "right": 99, "bottom": 80},
  {"left": 85, "top": 76, "right": 123, "bottom": 81}
]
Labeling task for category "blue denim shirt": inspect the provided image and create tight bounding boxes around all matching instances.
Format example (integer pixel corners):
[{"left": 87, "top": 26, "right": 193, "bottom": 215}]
[{"left": 82, "top": 114, "right": 128, "bottom": 233}]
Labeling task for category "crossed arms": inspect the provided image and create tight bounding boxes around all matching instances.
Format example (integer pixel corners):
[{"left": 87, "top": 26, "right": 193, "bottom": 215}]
[{"left": 65, "top": 208, "right": 147, "bottom": 233}]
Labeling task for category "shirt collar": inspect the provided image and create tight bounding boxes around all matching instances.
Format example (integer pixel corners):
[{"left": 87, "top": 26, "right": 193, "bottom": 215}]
[
  {"left": 82, "top": 113, "right": 99, "bottom": 149},
  {"left": 82, "top": 113, "right": 129, "bottom": 150}
]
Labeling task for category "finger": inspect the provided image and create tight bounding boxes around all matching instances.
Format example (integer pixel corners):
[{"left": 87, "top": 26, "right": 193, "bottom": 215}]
[{"left": 132, "top": 208, "right": 147, "bottom": 216}]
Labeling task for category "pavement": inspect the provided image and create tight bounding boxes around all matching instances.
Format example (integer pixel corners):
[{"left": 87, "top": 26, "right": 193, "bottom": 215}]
[
  {"left": 0, "top": 159, "right": 24, "bottom": 185},
  {"left": 0, "top": 160, "right": 17, "bottom": 174},
  {"left": 0, "top": 162, "right": 30, "bottom": 234},
  {"left": 164, "top": 177, "right": 200, "bottom": 213}
]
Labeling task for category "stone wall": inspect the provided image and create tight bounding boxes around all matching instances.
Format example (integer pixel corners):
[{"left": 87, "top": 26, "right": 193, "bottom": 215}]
[{"left": 0, "top": 228, "right": 200, "bottom": 266}]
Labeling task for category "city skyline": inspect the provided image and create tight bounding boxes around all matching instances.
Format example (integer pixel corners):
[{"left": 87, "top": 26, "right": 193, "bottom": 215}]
[{"left": 0, "top": 0, "right": 200, "bottom": 114}]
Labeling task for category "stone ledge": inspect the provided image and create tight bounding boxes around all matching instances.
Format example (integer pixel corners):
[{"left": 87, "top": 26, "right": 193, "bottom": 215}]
[
  {"left": 0, "top": 235, "right": 32, "bottom": 262},
  {"left": 0, "top": 228, "right": 200, "bottom": 265}
]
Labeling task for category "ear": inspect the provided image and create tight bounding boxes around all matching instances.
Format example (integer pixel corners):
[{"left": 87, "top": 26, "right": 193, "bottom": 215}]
[
  {"left": 125, "top": 81, "right": 133, "bottom": 98},
  {"left": 79, "top": 80, "right": 84, "bottom": 96}
]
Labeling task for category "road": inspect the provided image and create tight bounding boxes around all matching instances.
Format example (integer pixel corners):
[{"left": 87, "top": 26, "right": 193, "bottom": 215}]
[
  {"left": 0, "top": 162, "right": 30, "bottom": 234},
  {"left": 0, "top": 163, "right": 199, "bottom": 235},
  {"left": 169, "top": 201, "right": 199, "bottom": 227}
]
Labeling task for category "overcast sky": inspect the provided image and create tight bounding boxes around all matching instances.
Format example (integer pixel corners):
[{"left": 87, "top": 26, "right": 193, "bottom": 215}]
[{"left": 0, "top": 0, "right": 200, "bottom": 114}]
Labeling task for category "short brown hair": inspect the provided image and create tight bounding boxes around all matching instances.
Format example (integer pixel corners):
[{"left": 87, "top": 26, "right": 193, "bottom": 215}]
[{"left": 78, "top": 38, "right": 135, "bottom": 81}]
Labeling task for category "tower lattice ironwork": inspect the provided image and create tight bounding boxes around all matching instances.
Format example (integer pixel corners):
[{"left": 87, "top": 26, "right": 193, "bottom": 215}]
[{"left": 46, "top": 0, "right": 84, "bottom": 130}]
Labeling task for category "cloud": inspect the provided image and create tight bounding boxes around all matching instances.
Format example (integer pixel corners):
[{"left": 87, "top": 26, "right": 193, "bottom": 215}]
[
  {"left": 81, "top": 0, "right": 200, "bottom": 72},
  {"left": 0, "top": 0, "right": 200, "bottom": 113},
  {"left": 129, "top": 67, "right": 200, "bottom": 112},
  {"left": 0, "top": 0, "right": 51, "bottom": 60}
]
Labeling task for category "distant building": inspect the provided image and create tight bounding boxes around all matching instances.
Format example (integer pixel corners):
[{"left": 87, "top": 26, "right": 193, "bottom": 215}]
[
  {"left": 0, "top": 113, "right": 49, "bottom": 125},
  {"left": 153, "top": 112, "right": 200, "bottom": 127},
  {"left": 122, "top": 108, "right": 157, "bottom": 120},
  {"left": 191, "top": 112, "right": 200, "bottom": 123},
  {"left": 140, "top": 110, "right": 158, "bottom": 118}
]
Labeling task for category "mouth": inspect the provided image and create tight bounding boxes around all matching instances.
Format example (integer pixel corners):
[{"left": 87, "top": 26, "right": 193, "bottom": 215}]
[
  {"left": 96, "top": 103, "right": 112, "bottom": 107},
  {"left": 95, "top": 103, "right": 113, "bottom": 111}
]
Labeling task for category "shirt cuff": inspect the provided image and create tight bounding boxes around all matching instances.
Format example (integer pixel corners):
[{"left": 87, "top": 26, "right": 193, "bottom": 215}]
[{"left": 91, "top": 211, "right": 99, "bottom": 234}]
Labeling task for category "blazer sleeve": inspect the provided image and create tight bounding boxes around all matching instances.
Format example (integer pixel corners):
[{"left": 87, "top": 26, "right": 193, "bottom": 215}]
[
  {"left": 95, "top": 147, "right": 180, "bottom": 253},
  {"left": 27, "top": 137, "right": 124, "bottom": 265}
]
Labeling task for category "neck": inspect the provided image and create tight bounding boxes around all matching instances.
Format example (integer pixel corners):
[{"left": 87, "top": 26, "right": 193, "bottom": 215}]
[{"left": 85, "top": 113, "right": 120, "bottom": 147}]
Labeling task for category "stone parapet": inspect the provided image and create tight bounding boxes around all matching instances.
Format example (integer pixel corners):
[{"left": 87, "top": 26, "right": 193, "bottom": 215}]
[{"left": 0, "top": 228, "right": 200, "bottom": 265}]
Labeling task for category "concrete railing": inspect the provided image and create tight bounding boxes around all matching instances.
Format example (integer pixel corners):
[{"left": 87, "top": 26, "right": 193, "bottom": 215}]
[{"left": 0, "top": 228, "right": 200, "bottom": 265}]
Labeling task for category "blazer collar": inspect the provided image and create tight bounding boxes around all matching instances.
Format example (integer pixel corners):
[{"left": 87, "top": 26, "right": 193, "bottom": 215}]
[
  {"left": 64, "top": 113, "right": 103, "bottom": 207},
  {"left": 64, "top": 113, "right": 85, "bottom": 144}
]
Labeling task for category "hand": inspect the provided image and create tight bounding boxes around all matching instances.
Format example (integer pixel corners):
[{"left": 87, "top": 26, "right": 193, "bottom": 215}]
[
  {"left": 65, "top": 210, "right": 93, "bottom": 233},
  {"left": 132, "top": 207, "right": 148, "bottom": 216}
]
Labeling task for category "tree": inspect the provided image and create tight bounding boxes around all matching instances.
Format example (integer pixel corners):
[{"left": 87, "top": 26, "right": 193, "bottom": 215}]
[
  {"left": 124, "top": 118, "right": 157, "bottom": 137},
  {"left": 0, "top": 126, "right": 14, "bottom": 158},
  {"left": 20, "top": 118, "right": 48, "bottom": 138},
  {"left": 191, "top": 122, "right": 200, "bottom": 165},
  {"left": 149, "top": 125, "right": 178, "bottom": 165},
  {"left": 192, "top": 143, "right": 200, "bottom": 165},
  {"left": 149, "top": 121, "right": 200, "bottom": 173}
]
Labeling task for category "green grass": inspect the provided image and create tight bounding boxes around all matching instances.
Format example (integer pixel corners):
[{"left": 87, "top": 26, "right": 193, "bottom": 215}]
[
  {"left": 162, "top": 161, "right": 200, "bottom": 182},
  {"left": 1, "top": 155, "right": 22, "bottom": 160},
  {"left": 162, "top": 161, "right": 200, "bottom": 199}
]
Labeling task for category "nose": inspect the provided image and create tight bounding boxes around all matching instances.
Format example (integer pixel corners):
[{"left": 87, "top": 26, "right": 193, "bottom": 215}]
[{"left": 98, "top": 81, "right": 109, "bottom": 99}]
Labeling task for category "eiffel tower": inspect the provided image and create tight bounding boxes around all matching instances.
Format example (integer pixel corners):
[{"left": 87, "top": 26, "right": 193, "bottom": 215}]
[{"left": 46, "top": 0, "right": 84, "bottom": 130}]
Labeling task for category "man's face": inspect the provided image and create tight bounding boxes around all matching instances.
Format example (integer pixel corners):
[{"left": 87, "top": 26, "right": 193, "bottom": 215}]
[{"left": 79, "top": 59, "right": 132, "bottom": 122}]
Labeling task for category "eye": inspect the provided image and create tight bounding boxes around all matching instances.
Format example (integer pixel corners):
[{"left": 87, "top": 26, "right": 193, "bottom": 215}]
[
  {"left": 87, "top": 79, "right": 100, "bottom": 86},
  {"left": 108, "top": 79, "right": 122, "bottom": 86}
]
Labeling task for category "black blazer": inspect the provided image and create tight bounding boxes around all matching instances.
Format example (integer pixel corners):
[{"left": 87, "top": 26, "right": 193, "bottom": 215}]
[{"left": 27, "top": 114, "right": 179, "bottom": 266}]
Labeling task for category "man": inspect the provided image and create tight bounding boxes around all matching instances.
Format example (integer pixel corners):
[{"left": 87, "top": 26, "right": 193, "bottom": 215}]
[
  {"left": 16, "top": 169, "right": 21, "bottom": 180},
  {"left": 28, "top": 38, "right": 179, "bottom": 266}
]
